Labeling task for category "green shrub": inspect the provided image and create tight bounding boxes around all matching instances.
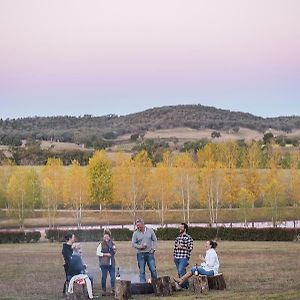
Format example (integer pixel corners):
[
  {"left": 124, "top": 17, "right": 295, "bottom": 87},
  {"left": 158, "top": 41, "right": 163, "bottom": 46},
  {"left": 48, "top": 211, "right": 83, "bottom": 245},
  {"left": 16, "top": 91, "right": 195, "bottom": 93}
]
[
  {"left": 45, "top": 227, "right": 298, "bottom": 243},
  {"left": 45, "top": 228, "right": 132, "bottom": 242},
  {"left": 0, "top": 231, "right": 26, "bottom": 243},
  {"left": 25, "top": 231, "right": 41, "bottom": 243},
  {"left": 157, "top": 227, "right": 297, "bottom": 242}
]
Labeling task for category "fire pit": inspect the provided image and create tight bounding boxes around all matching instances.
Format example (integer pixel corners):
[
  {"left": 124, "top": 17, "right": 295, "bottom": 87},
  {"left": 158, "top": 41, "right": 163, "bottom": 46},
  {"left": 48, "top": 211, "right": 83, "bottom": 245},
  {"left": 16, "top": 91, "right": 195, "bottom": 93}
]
[{"left": 130, "top": 282, "right": 154, "bottom": 295}]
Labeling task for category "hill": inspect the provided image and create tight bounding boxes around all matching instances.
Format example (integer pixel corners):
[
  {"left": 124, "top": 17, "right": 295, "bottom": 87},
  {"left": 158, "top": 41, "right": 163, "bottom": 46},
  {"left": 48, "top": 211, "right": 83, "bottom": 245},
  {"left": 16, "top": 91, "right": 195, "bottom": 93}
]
[{"left": 1, "top": 104, "right": 300, "bottom": 148}]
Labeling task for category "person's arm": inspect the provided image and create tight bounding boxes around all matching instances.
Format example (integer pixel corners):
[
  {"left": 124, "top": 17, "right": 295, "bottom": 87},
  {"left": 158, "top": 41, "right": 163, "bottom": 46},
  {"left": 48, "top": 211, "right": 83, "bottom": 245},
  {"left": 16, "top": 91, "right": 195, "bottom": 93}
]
[
  {"left": 151, "top": 229, "right": 157, "bottom": 251},
  {"left": 188, "top": 237, "right": 194, "bottom": 251},
  {"left": 96, "top": 243, "right": 104, "bottom": 257}
]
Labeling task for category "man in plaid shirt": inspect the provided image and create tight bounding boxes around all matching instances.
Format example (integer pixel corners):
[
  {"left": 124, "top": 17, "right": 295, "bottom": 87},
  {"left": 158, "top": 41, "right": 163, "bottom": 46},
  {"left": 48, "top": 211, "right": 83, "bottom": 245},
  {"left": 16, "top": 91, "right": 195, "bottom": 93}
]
[{"left": 173, "top": 223, "right": 193, "bottom": 289}]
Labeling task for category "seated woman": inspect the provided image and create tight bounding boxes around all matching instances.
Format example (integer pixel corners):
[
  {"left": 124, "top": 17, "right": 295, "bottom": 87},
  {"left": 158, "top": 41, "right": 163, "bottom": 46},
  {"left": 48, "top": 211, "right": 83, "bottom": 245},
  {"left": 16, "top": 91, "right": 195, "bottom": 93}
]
[
  {"left": 174, "top": 240, "right": 219, "bottom": 287},
  {"left": 67, "top": 243, "right": 93, "bottom": 285}
]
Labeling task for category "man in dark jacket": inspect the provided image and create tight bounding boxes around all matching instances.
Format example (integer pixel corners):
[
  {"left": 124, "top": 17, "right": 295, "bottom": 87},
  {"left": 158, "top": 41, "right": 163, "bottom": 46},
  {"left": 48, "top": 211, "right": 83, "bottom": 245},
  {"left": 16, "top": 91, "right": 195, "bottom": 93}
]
[{"left": 62, "top": 232, "right": 75, "bottom": 293}]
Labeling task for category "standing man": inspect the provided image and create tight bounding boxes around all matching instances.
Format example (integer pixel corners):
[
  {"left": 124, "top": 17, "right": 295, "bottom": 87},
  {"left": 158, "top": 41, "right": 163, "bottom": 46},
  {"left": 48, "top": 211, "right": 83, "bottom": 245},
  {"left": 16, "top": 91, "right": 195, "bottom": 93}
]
[
  {"left": 132, "top": 218, "right": 158, "bottom": 282},
  {"left": 62, "top": 232, "right": 75, "bottom": 294},
  {"left": 173, "top": 223, "right": 193, "bottom": 289}
]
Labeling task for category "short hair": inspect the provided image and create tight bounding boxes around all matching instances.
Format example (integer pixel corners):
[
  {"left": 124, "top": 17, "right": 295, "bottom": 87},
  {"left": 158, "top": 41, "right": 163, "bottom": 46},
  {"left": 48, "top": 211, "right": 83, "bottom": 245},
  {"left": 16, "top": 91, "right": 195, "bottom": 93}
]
[
  {"left": 65, "top": 232, "right": 73, "bottom": 241},
  {"left": 135, "top": 218, "right": 144, "bottom": 225},
  {"left": 209, "top": 240, "right": 218, "bottom": 249},
  {"left": 181, "top": 223, "right": 189, "bottom": 233}
]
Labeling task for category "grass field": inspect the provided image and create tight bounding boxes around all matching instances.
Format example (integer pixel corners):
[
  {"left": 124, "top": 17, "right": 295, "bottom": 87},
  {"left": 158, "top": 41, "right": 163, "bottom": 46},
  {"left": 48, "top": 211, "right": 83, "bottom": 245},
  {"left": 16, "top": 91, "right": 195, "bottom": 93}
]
[
  {"left": 0, "top": 241, "right": 300, "bottom": 300},
  {"left": 1, "top": 207, "right": 300, "bottom": 229}
]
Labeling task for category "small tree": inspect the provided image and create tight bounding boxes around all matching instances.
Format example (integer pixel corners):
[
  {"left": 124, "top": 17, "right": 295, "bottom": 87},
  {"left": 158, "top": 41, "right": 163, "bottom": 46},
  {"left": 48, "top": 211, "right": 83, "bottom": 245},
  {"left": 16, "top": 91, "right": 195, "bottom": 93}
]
[{"left": 87, "top": 150, "right": 113, "bottom": 211}]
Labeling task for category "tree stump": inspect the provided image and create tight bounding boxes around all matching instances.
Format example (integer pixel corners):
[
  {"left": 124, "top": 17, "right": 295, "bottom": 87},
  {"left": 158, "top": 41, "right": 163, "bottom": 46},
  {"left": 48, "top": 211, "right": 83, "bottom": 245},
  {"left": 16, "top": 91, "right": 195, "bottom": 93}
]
[
  {"left": 151, "top": 276, "right": 173, "bottom": 296},
  {"left": 65, "top": 281, "right": 89, "bottom": 300},
  {"left": 188, "top": 275, "right": 209, "bottom": 294},
  {"left": 207, "top": 273, "right": 226, "bottom": 290},
  {"left": 115, "top": 280, "right": 131, "bottom": 300}
]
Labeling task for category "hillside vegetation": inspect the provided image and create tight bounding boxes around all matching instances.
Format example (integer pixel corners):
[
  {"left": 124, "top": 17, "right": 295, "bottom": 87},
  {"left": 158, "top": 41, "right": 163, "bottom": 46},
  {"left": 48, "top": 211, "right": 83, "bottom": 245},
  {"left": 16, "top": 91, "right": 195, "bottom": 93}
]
[{"left": 1, "top": 104, "right": 300, "bottom": 147}]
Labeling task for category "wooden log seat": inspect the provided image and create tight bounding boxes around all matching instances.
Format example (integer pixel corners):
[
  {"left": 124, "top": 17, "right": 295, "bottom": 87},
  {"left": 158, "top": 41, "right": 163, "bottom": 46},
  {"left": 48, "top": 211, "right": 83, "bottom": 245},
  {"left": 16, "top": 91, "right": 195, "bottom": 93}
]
[
  {"left": 151, "top": 276, "right": 174, "bottom": 296},
  {"left": 207, "top": 273, "right": 226, "bottom": 290},
  {"left": 115, "top": 280, "right": 132, "bottom": 300},
  {"left": 188, "top": 275, "right": 209, "bottom": 294},
  {"left": 65, "top": 279, "right": 89, "bottom": 300}
]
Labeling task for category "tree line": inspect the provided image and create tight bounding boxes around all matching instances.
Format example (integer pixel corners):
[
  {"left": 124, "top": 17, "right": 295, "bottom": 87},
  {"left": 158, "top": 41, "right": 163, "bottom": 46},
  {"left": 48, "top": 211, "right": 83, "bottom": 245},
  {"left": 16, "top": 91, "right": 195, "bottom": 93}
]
[{"left": 1, "top": 140, "right": 300, "bottom": 229}]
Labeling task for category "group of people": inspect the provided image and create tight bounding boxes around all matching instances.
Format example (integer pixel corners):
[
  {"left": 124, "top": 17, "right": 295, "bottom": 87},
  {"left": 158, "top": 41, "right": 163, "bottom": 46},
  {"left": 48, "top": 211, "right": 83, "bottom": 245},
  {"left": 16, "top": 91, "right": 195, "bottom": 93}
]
[{"left": 61, "top": 218, "right": 220, "bottom": 296}]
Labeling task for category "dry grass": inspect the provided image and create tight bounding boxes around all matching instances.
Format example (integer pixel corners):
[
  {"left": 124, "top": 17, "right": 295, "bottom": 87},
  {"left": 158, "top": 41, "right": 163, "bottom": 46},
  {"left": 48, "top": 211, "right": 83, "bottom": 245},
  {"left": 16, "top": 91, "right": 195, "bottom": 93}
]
[
  {"left": 1, "top": 207, "right": 300, "bottom": 229},
  {"left": 0, "top": 241, "right": 300, "bottom": 300}
]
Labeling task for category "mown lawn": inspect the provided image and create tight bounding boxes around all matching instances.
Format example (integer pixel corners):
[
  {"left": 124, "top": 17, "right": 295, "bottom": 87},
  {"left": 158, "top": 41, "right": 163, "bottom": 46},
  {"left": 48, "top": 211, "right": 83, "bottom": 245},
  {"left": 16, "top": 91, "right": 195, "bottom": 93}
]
[{"left": 0, "top": 241, "right": 300, "bottom": 300}]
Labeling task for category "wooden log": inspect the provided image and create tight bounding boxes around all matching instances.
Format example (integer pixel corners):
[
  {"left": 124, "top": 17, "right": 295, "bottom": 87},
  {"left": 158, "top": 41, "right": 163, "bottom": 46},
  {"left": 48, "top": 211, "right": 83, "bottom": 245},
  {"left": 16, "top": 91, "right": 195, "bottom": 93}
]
[
  {"left": 115, "top": 280, "right": 131, "bottom": 300},
  {"left": 65, "top": 281, "right": 89, "bottom": 300},
  {"left": 130, "top": 282, "right": 154, "bottom": 294},
  {"left": 207, "top": 273, "right": 226, "bottom": 290},
  {"left": 188, "top": 275, "right": 209, "bottom": 294},
  {"left": 151, "top": 276, "right": 173, "bottom": 297}
]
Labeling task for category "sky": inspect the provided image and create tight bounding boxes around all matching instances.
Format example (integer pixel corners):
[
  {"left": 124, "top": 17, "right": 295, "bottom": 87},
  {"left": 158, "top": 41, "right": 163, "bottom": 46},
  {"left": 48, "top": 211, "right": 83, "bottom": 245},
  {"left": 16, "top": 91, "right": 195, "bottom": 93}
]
[{"left": 0, "top": 0, "right": 299, "bottom": 119}]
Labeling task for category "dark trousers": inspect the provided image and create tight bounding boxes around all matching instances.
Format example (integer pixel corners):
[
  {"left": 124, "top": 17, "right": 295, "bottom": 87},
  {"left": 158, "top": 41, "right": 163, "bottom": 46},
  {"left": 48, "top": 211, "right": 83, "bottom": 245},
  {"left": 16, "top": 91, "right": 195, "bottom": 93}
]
[
  {"left": 100, "top": 265, "right": 116, "bottom": 291},
  {"left": 63, "top": 264, "right": 69, "bottom": 294}
]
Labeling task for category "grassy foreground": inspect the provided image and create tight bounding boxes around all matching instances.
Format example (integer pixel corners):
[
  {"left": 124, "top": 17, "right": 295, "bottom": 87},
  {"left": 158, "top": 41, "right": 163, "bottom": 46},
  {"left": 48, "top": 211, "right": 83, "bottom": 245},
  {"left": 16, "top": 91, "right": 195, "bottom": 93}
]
[{"left": 0, "top": 241, "right": 300, "bottom": 300}]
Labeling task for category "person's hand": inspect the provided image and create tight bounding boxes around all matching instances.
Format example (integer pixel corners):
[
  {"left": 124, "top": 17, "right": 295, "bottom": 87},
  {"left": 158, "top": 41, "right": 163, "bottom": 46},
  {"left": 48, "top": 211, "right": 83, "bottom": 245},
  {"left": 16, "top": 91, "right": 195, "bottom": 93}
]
[
  {"left": 149, "top": 248, "right": 155, "bottom": 254},
  {"left": 141, "top": 242, "right": 147, "bottom": 250},
  {"left": 105, "top": 253, "right": 112, "bottom": 257},
  {"left": 198, "top": 254, "right": 205, "bottom": 261}
]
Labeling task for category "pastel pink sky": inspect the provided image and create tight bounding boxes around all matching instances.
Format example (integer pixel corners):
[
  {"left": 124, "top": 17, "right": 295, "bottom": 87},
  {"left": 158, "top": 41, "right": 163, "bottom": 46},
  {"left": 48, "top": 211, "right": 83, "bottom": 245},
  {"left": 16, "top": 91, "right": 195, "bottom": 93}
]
[{"left": 0, "top": 0, "right": 299, "bottom": 118}]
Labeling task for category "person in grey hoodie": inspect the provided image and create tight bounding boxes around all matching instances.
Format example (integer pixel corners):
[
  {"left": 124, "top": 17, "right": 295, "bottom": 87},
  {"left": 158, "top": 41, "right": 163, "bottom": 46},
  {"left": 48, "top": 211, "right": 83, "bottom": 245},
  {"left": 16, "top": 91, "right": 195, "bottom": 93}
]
[{"left": 132, "top": 218, "right": 158, "bottom": 282}]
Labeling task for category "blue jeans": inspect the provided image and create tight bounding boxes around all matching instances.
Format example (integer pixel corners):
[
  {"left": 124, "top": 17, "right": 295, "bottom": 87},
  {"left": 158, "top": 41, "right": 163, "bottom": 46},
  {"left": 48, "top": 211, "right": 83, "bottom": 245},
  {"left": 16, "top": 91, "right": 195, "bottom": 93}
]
[
  {"left": 191, "top": 266, "right": 214, "bottom": 276},
  {"left": 174, "top": 258, "right": 189, "bottom": 288},
  {"left": 100, "top": 265, "right": 115, "bottom": 291},
  {"left": 137, "top": 252, "right": 158, "bottom": 283}
]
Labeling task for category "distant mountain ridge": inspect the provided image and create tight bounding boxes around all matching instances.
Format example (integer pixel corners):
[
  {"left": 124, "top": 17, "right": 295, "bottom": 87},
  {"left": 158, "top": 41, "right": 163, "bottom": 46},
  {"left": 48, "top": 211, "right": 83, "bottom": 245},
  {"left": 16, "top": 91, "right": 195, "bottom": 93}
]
[{"left": 1, "top": 104, "right": 300, "bottom": 146}]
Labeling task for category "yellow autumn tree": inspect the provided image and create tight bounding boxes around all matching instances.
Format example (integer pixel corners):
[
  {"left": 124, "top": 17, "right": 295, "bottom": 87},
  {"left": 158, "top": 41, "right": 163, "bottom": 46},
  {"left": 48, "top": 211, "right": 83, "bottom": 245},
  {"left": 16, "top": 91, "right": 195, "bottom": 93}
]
[
  {"left": 286, "top": 150, "right": 300, "bottom": 207},
  {"left": 220, "top": 142, "right": 241, "bottom": 209},
  {"left": 0, "top": 160, "right": 15, "bottom": 209},
  {"left": 263, "top": 144, "right": 285, "bottom": 227},
  {"left": 6, "top": 167, "right": 41, "bottom": 228},
  {"left": 87, "top": 150, "right": 113, "bottom": 211},
  {"left": 113, "top": 150, "right": 152, "bottom": 224},
  {"left": 41, "top": 158, "right": 64, "bottom": 228},
  {"left": 149, "top": 151, "right": 174, "bottom": 226},
  {"left": 174, "top": 152, "right": 196, "bottom": 225},
  {"left": 64, "top": 160, "right": 88, "bottom": 227},
  {"left": 197, "top": 160, "right": 224, "bottom": 227},
  {"left": 239, "top": 141, "right": 263, "bottom": 224}
]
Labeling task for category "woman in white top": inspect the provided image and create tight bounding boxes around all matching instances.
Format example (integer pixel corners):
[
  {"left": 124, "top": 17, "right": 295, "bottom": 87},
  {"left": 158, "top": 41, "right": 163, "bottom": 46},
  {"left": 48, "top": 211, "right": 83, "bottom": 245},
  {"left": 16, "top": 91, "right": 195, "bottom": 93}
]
[{"left": 174, "top": 240, "right": 220, "bottom": 288}]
